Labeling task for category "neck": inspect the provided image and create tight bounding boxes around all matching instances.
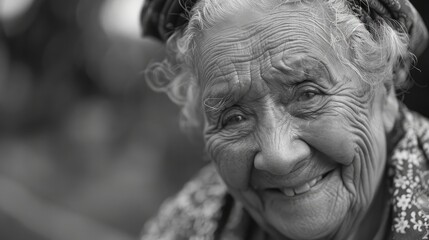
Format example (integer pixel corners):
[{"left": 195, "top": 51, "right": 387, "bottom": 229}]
[{"left": 348, "top": 176, "right": 390, "bottom": 240}]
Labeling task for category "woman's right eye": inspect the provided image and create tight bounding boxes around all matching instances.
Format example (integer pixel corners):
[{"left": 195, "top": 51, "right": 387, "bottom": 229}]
[
  {"left": 221, "top": 110, "right": 246, "bottom": 128},
  {"left": 224, "top": 115, "right": 245, "bottom": 125}
]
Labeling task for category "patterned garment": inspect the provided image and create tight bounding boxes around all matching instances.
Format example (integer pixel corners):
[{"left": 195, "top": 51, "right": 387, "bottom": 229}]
[
  {"left": 141, "top": 107, "right": 429, "bottom": 240},
  {"left": 388, "top": 108, "right": 429, "bottom": 239}
]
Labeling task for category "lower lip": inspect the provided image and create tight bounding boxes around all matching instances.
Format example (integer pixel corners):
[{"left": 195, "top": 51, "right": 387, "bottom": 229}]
[{"left": 261, "top": 169, "right": 338, "bottom": 200}]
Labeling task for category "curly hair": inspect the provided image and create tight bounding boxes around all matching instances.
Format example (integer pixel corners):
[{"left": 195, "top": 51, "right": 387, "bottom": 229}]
[{"left": 145, "top": 0, "right": 410, "bottom": 134}]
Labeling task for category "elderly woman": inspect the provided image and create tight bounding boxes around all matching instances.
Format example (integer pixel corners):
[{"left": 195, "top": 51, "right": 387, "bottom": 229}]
[{"left": 140, "top": 0, "right": 429, "bottom": 239}]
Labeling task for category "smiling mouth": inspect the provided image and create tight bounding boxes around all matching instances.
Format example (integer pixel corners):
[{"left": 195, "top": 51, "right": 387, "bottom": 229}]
[{"left": 270, "top": 170, "right": 334, "bottom": 197}]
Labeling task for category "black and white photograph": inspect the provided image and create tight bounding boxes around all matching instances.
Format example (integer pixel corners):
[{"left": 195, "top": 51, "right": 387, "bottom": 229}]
[{"left": 1, "top": 0, "right": 429, "bottom": 239}]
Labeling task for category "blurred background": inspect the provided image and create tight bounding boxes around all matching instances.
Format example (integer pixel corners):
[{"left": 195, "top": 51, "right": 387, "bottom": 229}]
[{"left": 0, "top": 0, "right": 427, "bottom": 239}]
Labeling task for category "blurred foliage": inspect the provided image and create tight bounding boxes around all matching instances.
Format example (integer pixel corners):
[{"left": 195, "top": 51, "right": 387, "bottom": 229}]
[{"left": 0, "top": 0, "right": 428, "bottom": 240}]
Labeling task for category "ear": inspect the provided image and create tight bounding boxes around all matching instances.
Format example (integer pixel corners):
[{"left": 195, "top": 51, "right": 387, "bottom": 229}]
[{"left": 382, "top": 81, "right": 399, "bottom": 133}]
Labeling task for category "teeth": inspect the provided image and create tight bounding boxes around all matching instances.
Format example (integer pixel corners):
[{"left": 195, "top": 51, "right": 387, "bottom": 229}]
[
  {"left": 308, "top": 178, "right": 317, "bottom": 187},
  {"left": 280, "top": 175, "right": 324, "bottom": 197},
  {"left": 281, "top": 188, "right": 295, "bottom": 197},
  {"left": 294, "top": 183, "right": 310, "bottom": 194}
]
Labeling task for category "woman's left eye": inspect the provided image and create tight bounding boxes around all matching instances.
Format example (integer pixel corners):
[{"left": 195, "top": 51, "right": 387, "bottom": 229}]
[{"left": 297, "top": 89, "right": 320, "bottom": 102}]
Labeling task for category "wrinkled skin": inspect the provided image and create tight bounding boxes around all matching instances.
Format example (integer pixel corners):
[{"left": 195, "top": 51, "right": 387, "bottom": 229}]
[{"left": 197, "top": 1, "right": 398, "bottom": 240}]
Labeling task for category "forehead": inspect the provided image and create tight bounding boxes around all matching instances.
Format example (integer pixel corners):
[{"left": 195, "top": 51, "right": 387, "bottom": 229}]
[{"left": 195, "top": 1, "right": 350, "bottom": 100}]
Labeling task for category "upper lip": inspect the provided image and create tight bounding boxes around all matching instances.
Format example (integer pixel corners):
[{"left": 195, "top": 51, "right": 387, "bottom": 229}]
[{"left": 252, "top": 167, "right": 336, "bottom": 190}]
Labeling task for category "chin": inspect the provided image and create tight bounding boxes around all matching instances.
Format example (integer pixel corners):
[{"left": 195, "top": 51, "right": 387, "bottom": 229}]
[{"left": 245, "top": 169, "right": 354, "bottom": 240}]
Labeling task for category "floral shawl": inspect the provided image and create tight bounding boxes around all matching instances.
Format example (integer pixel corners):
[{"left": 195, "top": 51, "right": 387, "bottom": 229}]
[{"left": 141, "top": 107, "right": 429, "bottom": 240}]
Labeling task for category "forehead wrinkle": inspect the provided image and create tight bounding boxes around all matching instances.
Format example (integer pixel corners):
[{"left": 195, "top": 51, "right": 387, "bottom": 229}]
[
  {"left": 253, "top": 13, "right": 332, "bottom": 47},
  {"left": 202, "top": 64, "right": 244, "bottom": 98},
  {"left": 199, "top": 31, "right": 332, "bottom": 88},
  {"left": 202, "top": 60, "right": 252, "bottom": 113},
  {"left": 256, "top": 38, "right": 340, "bottom": 90},
  {"left": 197, "top": 5, "right": 335, "bottom": 62},
  {"left": 263, "top": 53, "right": 337, "bottom": 89},
  {"left": 198, "top": 1, "right": 347, "bottom": 111},
  {"left": 198, "top": 10, "right": 339, "bottom": 77},
  {"left": 197, "top": 33, "right": 251, "bottom": 86},
  {"left": 199, "top": 6, "right": 335, "bottom": 51}
]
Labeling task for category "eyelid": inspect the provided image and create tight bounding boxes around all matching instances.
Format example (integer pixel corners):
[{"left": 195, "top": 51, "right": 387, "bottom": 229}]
[
  {"left": 220, "top": 107, "right": 247, "bottom": 128},
  {"left": 296, "top": 82, "right": 321, "bottom": 92},
  {"left": 294, "top": 83, "right": 324, "bottom": 101}
]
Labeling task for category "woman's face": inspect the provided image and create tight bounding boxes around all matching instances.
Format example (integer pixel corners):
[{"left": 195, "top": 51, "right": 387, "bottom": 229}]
[{"left": 198, "top": 2, "right": 392, "bottom": 239}]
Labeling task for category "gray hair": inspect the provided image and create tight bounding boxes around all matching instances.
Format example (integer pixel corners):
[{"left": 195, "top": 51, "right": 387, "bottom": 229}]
[{"left": 145, "top": 0, "right": 410, "bottom": 133}]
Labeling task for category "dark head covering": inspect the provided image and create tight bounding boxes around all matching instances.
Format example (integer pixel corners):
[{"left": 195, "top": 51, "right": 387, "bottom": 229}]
[
  {"left": 140, "top": 0, "right": 427, "bottom": 57},
  {"left": 140, "top": 0, "right": 197, "bottom": 42}
]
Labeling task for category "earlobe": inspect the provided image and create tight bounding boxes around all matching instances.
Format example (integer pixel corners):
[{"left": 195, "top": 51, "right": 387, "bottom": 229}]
[{"left": 382, "top": 84, "right": 399, "bottom": 133}]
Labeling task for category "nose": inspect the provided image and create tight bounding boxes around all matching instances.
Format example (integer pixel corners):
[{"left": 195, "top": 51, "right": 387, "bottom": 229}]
[{"left": 254, "top": 126, "right": 311, "bottom": 176}]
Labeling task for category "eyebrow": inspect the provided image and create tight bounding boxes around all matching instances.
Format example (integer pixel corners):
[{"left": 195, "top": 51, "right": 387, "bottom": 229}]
[
  {"left": 202, "top": 83, "right": 238, "bottom": 115},
  {"left": 261, "top": 54, "right": 336, "bottom": 89}
]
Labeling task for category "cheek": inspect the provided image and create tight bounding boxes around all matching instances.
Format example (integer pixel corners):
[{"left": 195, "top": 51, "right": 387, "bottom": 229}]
[
  {"left": 205, "top": 136, "right": 256, "bottom": 189},
  {"left": 299, "top": 101, "right": 387, "bottom": 201},
  {"left": 299, "top": 93, "right": 380, "bottom": 164},
  {"left": 299, "top": 116, "right": 360, "bottom": 165}
]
